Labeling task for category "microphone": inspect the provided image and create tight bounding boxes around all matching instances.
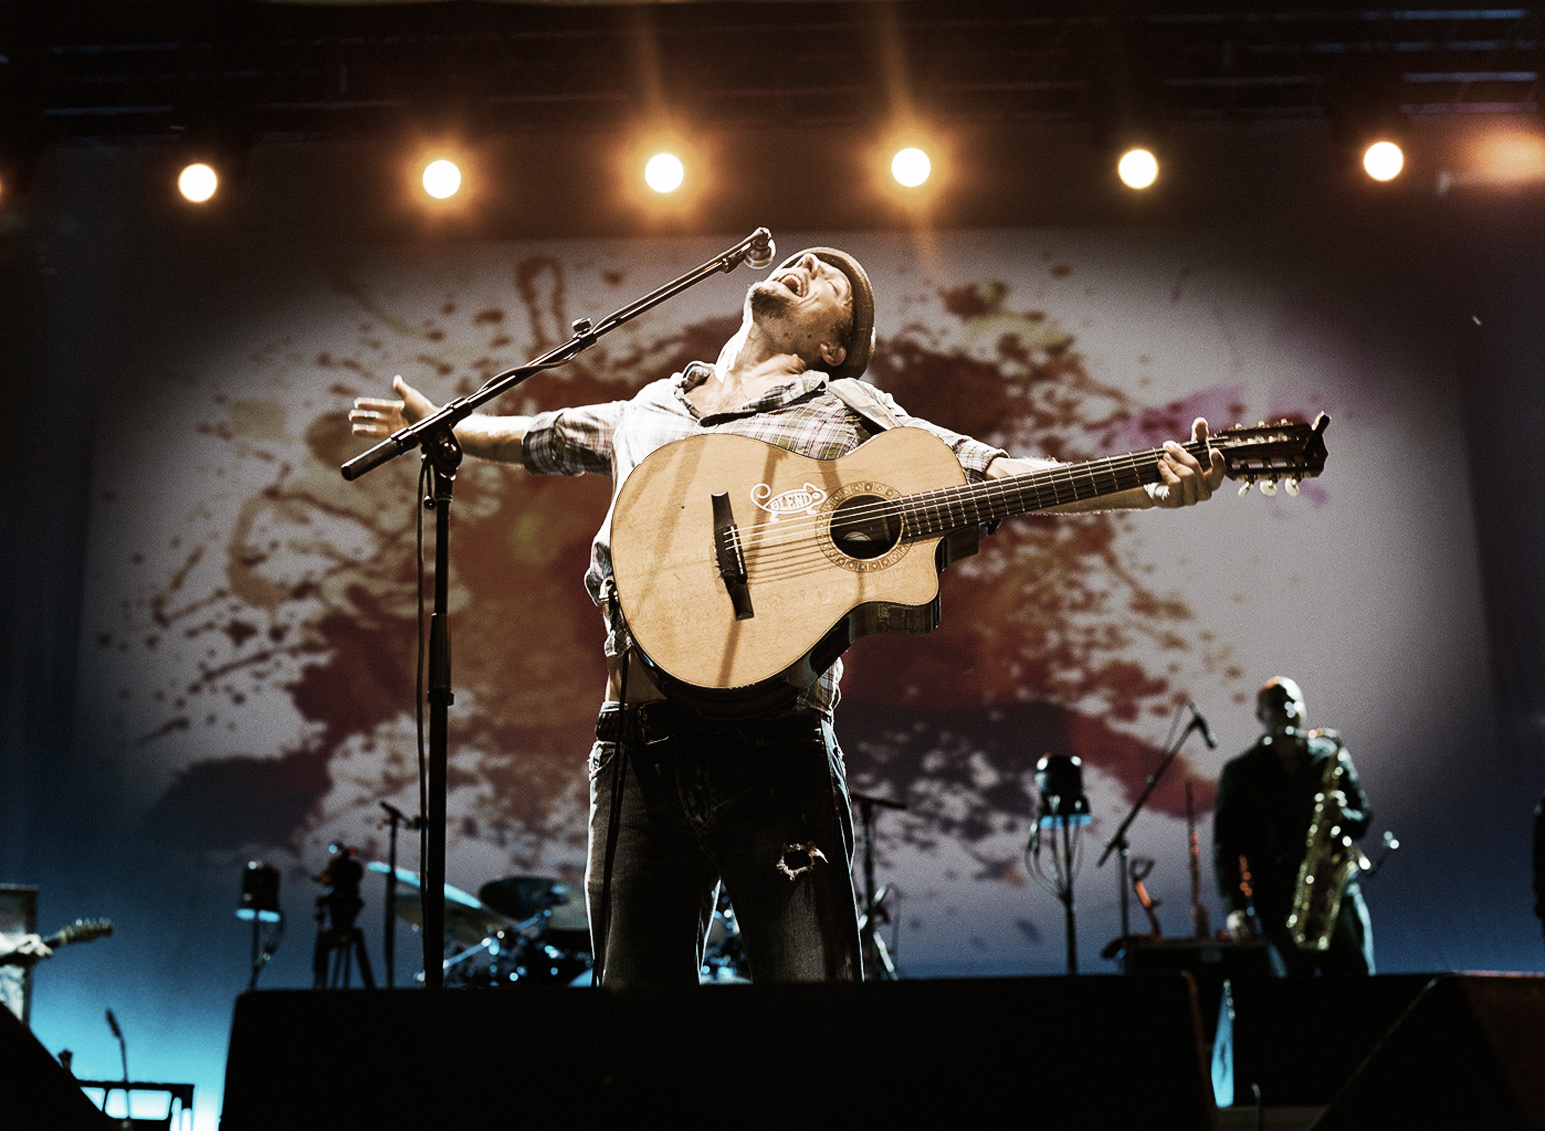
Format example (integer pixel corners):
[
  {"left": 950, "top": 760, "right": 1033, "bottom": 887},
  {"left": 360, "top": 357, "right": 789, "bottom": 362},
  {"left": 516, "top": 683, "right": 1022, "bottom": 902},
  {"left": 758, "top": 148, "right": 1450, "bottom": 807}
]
[
  {"left": 379, "top": 800, "right": 426, "bottom": 830},
  {"left": 105, "top": 1008, "right": 121, "bottom": 1039},
  {"left": 1186, "top": 702, "right": 1218, "bottom": 749},
  {"left": 745, "top": 228, "right": 775, "bottom": 270}
]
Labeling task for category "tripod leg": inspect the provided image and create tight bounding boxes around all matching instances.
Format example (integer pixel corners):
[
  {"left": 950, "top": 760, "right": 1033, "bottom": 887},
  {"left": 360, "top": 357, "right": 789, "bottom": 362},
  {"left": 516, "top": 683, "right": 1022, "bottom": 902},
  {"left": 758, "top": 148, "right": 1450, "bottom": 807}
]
[
  {"left": 353, "top": 931, "right": 376, "bottom": 989},
  {"left": 313, "top": 930, "right": 330, "bottom": 989}
]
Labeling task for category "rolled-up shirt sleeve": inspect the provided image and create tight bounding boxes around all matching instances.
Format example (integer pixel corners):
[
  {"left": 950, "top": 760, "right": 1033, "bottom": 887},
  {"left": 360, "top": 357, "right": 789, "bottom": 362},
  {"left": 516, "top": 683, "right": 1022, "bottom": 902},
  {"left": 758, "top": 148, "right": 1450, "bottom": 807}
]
[{"left": 520, "top": 401, "right": 628, "bottom": 476}]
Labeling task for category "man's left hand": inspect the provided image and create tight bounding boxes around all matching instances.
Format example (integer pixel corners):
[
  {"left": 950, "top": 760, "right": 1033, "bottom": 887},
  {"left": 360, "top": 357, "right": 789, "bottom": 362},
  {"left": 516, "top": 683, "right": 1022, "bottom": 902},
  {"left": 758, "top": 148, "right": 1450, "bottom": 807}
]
[{"left": 1149, "top": 418, "right": 1227, "bottom": 508}]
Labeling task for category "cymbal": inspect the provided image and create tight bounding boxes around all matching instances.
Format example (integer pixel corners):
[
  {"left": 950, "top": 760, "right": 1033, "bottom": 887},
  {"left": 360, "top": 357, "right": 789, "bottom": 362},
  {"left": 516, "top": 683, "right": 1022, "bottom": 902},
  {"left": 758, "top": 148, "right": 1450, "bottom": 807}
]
[
  {"left": 367, "top": 863, "right": 513, "bottom": 946},
  {"left": 480, "top": 875, "right": 588, "bottom": 933}
]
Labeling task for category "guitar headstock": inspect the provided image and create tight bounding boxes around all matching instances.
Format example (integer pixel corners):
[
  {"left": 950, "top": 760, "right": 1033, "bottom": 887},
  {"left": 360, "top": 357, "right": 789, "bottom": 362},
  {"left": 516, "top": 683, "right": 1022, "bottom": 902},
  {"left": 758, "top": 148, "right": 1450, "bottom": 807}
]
[
  {"left": 1211, "top": 413, "right": 1330, "bottom": 496},
  {"left": 53, "top": 918, "right": 114, "bottom": 946}
]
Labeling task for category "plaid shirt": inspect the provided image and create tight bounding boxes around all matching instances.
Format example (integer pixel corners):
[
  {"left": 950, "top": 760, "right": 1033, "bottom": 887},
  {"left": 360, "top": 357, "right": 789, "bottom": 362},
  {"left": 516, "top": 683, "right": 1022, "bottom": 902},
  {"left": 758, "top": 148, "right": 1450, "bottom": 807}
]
[{"left": 521, "top": 362, "right": 1006, "bottom": 711}]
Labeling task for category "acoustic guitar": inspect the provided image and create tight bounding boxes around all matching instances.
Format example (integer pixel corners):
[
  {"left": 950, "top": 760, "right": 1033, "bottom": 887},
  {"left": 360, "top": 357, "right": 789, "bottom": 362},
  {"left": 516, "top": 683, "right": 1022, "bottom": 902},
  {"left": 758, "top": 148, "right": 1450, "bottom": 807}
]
[{"left": 611, "top": 416, "right": 1329, "bottom": 715}]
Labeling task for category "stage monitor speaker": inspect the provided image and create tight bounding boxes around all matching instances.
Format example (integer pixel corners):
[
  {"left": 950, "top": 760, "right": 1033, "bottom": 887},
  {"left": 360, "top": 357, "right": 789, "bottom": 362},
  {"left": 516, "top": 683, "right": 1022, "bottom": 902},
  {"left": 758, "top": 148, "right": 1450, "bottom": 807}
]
[
  {"left": 1125, "top": 938, "right": 1270, "bottom": 1042},
  {"left": 223, "top": 977, "right": 1215, "bottom": 1130},
  {"left": 1216, "top": 973, "right": 1435, "bottom": 1108},
  {"left": 0, "top": 1003, "right": 112, "bottom": 1128},
  {"left": 1311, "top": 974, "right": 1545, "bottom": 1131}
]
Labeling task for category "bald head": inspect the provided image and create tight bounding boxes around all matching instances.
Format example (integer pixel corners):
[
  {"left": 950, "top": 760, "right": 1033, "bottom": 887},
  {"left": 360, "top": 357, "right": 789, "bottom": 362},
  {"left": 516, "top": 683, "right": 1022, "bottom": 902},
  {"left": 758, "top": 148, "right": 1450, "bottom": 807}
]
[{"left": 1257, "top": 676, "right": 1306, "bottom": 737}]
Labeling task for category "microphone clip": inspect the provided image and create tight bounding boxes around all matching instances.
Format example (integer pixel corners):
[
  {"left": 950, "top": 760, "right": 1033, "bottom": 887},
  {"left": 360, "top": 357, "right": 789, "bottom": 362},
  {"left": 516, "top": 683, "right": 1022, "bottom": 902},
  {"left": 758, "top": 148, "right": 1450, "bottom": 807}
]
[{"left": 736, "top": 227, "right": 775, "bottom": 271}]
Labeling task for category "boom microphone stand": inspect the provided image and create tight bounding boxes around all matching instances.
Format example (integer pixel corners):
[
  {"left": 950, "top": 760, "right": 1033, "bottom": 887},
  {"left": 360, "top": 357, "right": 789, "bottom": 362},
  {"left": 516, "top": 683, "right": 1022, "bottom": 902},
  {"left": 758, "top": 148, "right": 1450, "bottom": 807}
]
[
  {"left": 340, "top": 229, "right": 777, "bottom": 985},
  {"left": 1097, "top": 702, "right": 1212, "bottom": 969},
  {"left": 378, "top": 801, "right": 423, "bottom": 988}
]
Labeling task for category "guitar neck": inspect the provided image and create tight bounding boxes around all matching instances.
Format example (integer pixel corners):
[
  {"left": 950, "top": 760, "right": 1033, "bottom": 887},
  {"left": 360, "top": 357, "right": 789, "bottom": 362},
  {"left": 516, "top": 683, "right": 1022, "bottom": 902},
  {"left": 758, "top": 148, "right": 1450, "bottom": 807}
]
[
  {"left": 900, "top": 439, "right": 1202, "bottom": 538},
  {"left": 42, "top": 919, "right": 113, "bottom": 949}
]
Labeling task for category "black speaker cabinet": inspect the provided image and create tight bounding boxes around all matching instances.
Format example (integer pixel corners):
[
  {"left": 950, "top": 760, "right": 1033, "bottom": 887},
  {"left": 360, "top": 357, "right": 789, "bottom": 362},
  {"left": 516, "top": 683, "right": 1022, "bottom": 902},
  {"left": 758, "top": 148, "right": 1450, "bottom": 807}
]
[
  {"left": 1124, "top": 938, "right": 1270, "bottom": 1042},
  {"left": 1215, "top": 973, "right": 1436, "bottom": 1108},
  {"left": 223, "top": 976, "right": 1216, "bottom": 1130},
  {"left": 1312, "top": 974, "right": 1545, "bottom": 1131},
  {"left": 0, "top": 1004, "right": 111, "bottom": 1128}
]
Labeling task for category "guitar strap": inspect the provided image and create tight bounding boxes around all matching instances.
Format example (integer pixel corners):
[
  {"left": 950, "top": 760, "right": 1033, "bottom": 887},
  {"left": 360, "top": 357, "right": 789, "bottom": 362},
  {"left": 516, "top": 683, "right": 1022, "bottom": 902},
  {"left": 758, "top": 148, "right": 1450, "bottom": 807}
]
[{"left": 828, "top": 377, "right": 901, "bottom": 435}]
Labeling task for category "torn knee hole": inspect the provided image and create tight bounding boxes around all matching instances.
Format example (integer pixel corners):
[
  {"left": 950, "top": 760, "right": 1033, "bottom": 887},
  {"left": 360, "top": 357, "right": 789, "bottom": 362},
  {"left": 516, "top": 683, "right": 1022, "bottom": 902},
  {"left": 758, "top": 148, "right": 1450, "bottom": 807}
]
[{"left": 777, "top": 841, "right": 828, "bottom": 879}]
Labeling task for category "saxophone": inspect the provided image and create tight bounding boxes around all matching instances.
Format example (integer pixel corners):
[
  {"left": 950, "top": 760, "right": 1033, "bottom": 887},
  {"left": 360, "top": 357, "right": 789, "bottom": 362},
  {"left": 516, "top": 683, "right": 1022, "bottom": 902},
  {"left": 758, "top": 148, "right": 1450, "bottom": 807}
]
[{"left": 1286, "top": 730, "right": 1370, "bottom": 951}]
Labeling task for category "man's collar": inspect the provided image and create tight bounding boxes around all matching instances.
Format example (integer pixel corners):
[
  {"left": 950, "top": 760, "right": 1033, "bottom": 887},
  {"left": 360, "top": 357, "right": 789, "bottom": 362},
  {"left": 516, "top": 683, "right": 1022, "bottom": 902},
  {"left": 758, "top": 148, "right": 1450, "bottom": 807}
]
[{"left": 675, "top": 362, "right": 828, "bottom": 415}]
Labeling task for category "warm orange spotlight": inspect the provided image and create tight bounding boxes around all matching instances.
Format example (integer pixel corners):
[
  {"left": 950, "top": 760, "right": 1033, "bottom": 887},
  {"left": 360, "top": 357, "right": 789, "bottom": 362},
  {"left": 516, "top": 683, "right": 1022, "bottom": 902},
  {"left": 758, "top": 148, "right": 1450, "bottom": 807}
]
[
  {"left": 891, "top": 147, "right": 931, "bottom": 188},
  {"left": 1471, "top": 128, "right": 1545, "bottom": 187},
  {"left": 644, "top": 152, "right": 685, "bottom": 194},
  {"left": 1117, "top": 147, "right": 1159, "bottom": 189},
  {"left": 1362, "top": 140, "right": 1404, "bottom": 182},
  {"left": 178, "top": 162, "right": 219, "bottom": 203},
  {"left": 421, "top": 158, "right": 463, "bottom": 200}
]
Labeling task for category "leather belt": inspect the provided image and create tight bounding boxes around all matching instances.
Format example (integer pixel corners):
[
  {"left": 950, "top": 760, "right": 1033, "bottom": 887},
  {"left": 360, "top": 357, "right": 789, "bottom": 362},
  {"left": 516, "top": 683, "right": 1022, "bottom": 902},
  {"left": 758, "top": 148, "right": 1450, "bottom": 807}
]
[
  {"left": 594, "top": 699, "right": 698, "bottom": 745},
  {"left": 594, "top": 700, "right": 826, "bottom": 746}
]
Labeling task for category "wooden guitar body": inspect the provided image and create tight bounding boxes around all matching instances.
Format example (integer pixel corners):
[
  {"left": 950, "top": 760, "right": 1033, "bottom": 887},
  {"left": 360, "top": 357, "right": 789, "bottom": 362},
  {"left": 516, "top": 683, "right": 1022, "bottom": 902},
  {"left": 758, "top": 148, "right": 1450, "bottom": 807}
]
[{"left": 611, "top": 428, "right": 976, "bottom": 714}]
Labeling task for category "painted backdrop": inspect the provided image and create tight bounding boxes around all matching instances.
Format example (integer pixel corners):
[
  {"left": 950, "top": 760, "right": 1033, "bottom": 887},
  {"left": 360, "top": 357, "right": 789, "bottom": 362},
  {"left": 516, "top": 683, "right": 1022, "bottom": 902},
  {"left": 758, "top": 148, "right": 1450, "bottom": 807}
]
[{"left": 4, "top": 136, "right": 1540, "bottom": 1129}]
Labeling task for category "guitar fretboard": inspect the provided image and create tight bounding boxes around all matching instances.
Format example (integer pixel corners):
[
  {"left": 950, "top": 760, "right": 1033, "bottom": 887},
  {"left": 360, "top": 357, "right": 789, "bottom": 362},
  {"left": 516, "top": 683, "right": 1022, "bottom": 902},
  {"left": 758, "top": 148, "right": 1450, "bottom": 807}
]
[{"left": 897, "top": 440, "right": 1206, "bottom": 539}]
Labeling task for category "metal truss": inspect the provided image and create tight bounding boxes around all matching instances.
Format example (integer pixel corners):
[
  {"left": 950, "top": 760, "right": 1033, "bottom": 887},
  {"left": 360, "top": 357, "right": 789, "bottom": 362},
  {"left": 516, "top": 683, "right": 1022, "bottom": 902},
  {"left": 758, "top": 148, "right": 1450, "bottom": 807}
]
[{"left": 1, "top": 1, "right": 1541, "bottom": 148}]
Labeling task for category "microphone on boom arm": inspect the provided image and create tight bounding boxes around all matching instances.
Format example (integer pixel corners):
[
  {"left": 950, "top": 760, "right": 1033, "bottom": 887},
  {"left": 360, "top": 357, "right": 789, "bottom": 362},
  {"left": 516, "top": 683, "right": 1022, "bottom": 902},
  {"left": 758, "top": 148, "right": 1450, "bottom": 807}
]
[
  {"left": 745, "top": 228, "right": 775, "bottom": 270},
  {"left": 1186, "top": 701, "right": 1218, "bottom": 749}
]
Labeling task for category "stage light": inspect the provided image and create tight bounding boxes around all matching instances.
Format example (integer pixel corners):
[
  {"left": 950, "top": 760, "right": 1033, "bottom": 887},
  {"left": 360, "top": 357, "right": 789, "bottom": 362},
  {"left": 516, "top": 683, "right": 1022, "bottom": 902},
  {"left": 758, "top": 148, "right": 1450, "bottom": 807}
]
[
  {"left": 236, "top": 861, "right": 281, "bottom": 923},
  {"left": 1034, "top": 755, "right": 1092, "bottom": 827},
  {"left": 236, "top": 861, "right": 282, "bottom": 990},
  {"left": 169, "top": 105, "right": 253, "bottom": 206},
  {"left": 1362, "top": 140, "right": 1404, "bottom": 182},
  {"left": 1325, "top": 71, "right": 1409, "bottom": 185},
  {"left": 644, "top": 152, "right": 685, "bottom": 194},
  {"left": 421, "top": 158, "right": 463, "bottom": 200},
  {"left": 177, "top": 162, "right": 219, "bottom": 203},
  {"left": 1117, "top": 147, "right": 1160, "bottom": 190},
  {"left": 871, "top": 126, "right": 947, "bottom": 208},
  {"left": 891, "top": 146, "right": 931, "bottom": 188}
]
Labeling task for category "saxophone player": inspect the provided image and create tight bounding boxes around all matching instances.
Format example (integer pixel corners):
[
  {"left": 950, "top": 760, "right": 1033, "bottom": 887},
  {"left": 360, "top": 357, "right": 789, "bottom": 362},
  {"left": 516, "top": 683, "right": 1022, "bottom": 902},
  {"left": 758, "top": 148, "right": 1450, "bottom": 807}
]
[{"left": 1213, "top": 677, "right": 1376, "bottom": 976}]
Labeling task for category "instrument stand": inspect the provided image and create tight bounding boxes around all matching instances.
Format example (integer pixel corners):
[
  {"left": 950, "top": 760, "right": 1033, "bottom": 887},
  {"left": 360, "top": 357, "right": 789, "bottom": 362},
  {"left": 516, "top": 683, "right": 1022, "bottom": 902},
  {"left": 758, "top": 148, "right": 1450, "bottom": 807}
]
[
  {"left": 1028, "top": 816, "right": 1085, "bottom": 974},
  {"left": 313, "top": 920, "right": 376, "bottom": 989},
  {"left": 853, "top": 790, "right": 906, "bottom": 981},
  {"left": 1097, "top": 705, "right": 1203, "bottom": 969},
  {"left": 339, "top": 230, "right": 776, "bottom": 989},
  {"left": 245, "top": 912, "right": 283, "bottom": 992}
]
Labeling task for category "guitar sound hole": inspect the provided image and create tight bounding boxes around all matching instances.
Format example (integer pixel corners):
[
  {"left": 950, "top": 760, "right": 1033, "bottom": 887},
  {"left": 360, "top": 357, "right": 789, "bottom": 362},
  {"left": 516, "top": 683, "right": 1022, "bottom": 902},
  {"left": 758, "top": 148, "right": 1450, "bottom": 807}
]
[{"left": 829, "top": 495, "right": 901, "bottom": 560}]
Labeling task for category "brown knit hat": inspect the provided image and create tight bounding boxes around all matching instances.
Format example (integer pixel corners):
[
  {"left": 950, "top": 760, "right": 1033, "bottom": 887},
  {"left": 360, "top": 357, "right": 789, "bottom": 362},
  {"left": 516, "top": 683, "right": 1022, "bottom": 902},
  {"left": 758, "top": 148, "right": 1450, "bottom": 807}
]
[{"left": 776, "top": 246, "right": 876, "bottom": 382}]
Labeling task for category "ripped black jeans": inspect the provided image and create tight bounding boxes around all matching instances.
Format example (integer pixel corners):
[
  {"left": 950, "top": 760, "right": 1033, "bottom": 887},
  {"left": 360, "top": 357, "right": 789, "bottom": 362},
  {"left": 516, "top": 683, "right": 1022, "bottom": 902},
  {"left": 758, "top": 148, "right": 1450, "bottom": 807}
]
[{"left": 586, "top": 702, "right": 862, "bottom": 985}]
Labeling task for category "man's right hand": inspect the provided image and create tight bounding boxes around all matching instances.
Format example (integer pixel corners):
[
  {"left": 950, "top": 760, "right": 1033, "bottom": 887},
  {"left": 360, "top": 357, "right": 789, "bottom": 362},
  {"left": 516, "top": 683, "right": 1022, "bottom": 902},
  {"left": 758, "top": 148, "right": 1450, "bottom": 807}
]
[
  {"left": 350, "top": 376, "right": 532, "bottom": 464},
  {"left": 350, "top": 375, "right": 438, "bottom": 437}
]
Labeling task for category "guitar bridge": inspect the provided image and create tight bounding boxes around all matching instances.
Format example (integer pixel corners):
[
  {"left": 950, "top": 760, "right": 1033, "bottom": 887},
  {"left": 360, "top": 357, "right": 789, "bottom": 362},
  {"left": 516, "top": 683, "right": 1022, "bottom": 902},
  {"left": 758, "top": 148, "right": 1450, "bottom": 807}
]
[{"left": 711, "top": 492, "right": 754, "bottom": 620}]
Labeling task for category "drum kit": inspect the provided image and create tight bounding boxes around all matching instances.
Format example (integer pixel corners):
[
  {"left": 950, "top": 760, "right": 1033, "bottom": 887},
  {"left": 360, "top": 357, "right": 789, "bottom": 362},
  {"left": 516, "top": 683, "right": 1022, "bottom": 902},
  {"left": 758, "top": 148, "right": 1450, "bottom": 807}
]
[{"left": 365, "top": 863, "right": 750, "bottom": 986}]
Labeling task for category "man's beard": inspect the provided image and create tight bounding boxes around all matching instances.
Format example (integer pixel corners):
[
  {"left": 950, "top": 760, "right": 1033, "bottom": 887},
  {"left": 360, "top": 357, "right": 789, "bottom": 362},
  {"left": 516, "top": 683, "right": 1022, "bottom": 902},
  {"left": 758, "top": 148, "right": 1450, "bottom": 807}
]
[{"left": 747, "top": 280, "right": 797, "bottom": 321}]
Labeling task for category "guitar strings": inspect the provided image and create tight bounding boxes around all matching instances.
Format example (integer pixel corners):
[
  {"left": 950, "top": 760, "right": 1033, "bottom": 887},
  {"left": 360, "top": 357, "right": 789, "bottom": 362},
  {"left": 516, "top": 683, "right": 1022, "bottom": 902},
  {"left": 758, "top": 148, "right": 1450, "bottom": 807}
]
[
  {"left": 728, "top": 445, "right": 1181, "bottom": 577},
  {"left": 738, "top": 448, "right": 1161, "bottom": 561}
]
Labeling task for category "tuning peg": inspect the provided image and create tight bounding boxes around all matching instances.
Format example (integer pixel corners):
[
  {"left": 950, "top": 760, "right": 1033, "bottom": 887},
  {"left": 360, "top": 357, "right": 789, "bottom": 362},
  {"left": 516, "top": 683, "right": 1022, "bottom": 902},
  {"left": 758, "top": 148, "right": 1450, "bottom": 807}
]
[
  {"left": 1284, "top": 478, "right": 1300, "bottom": 497},
  {"left": 1260, "top": 479, "right": 1278, "bottom": 496},
  {"left": 1238, "top": 480, "right": 1253, "bottom": 496}
]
